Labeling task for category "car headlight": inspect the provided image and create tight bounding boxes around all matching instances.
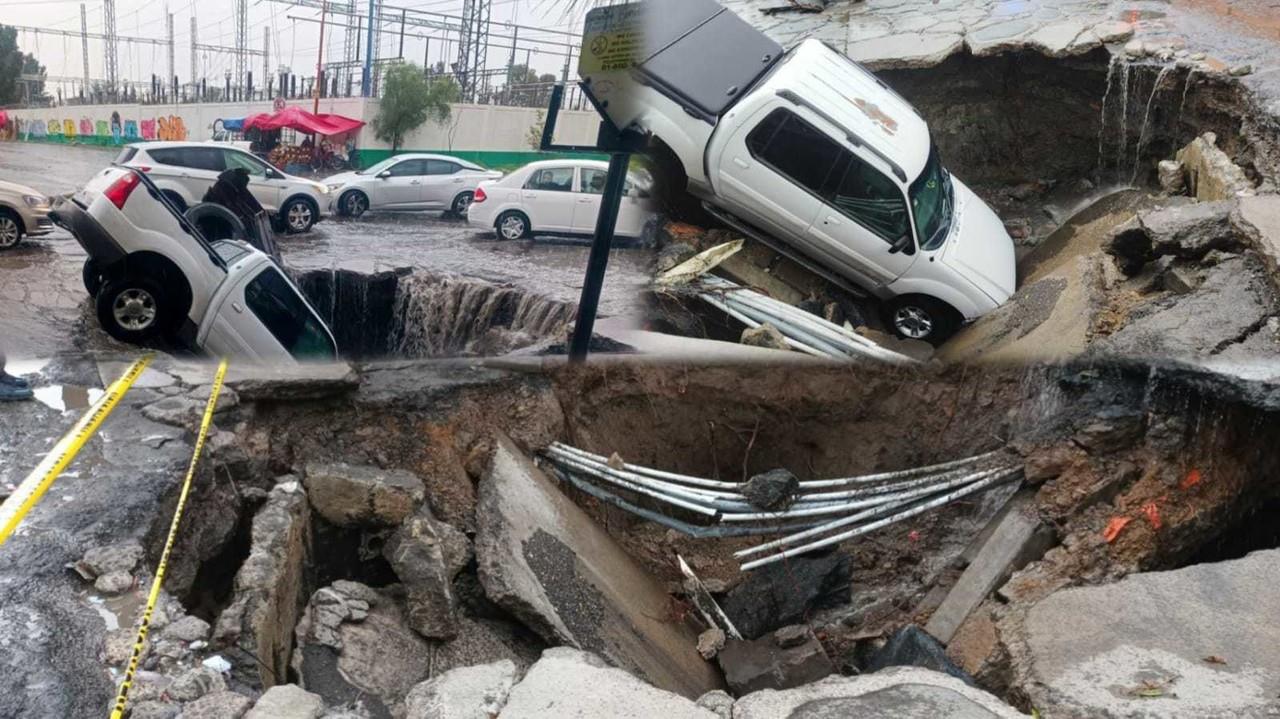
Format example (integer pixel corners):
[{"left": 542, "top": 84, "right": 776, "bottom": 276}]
[
  {"left": 326, "top": 183, "right": 344, "bottom": 192},
  {"left": 310, "top": 182, "right": 330, "bottom": 195},
  {"left": 23, "top": 195, "right": 47, "bottom": 208}
]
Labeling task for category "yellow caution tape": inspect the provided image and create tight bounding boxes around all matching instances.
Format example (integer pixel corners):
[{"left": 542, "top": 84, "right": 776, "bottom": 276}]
[
  {"left": 110, "top": 358, "right": 229, "bottom": 719},
  {"left": 0, "top": 354, "right": 153, "bottom": 548}
]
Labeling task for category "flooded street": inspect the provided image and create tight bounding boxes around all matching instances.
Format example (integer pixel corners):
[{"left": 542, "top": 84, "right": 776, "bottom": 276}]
[{"left": 0, "top": 143, "right": 653, "bottom": 360}]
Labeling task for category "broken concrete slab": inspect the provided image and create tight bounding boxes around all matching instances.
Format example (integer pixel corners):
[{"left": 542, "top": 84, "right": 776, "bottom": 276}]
[
  {"left": 926, "top": 493, "right": 1052, "bottom": 644},
  {"left": 847, "top": 33, "right": 966, "bottom": 71},
  {"left": 244, "top": 684, "right": 325, "bottom": 719},
  {"left": 404, "top": 659, "right": 519, "bottom": 719},
  {"left": 719, "top": 552, "right": 851, "bottom": 640},
  {"left": 731, "top": 667, "right": 1024, "bottom": 718},
  {"left": 383, "top": 508, "right": 473, "bottom": 640},
  {"left": 499, "top": 648, "right": 717, "bottom": 718},
  {"left": 1012, "top": 549, "right": 1280, "bottom": 718},
  {"left": 303, "top": 462, "right": 425, "bottom": 528},
  {"left": 475, "top": 433, "right": 723, "bottom": 698},
  {"left": 213, "top": 480, "right": 311, "bottom": 689},
  {"left": 718, "top": 628, "right": 835, "bottom": 695},
  {"left": 1177, "top": 133, "right": 1256, "bottom": 201},
  {"left": 1232, "top": 195, "right": 1280, "bottom": 295}
]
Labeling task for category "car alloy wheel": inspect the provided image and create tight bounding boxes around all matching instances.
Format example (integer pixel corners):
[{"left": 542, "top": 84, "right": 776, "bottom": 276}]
[
  {"left": 344, "top": 192, "right": 367, "bottom": 217},
  {"left": 287, "top": 202, "right": 313, "bottom": 231},
  {"left": 112, "top": 287, "right": 158, "bottom": 332},
  {"left": 453, "top": 192, "right": 474, "bottom": 215},
  {"left": 499, "top": 214, "right": 527, "bottom": 240},
  {"left": 893, "top": 304, "right": 934, "bottom": 340},
  {"left": 0, "top": 215, "right": 20, "bottom": 249}
]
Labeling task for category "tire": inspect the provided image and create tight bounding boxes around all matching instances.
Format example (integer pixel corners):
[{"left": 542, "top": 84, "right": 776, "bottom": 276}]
[
  {"left": 185, "top": 203, "right": 248, "bottom": 242},
  {"left": 0, "top": 210, "right": 22, "bottom": 250},
  {"left": 495, "top": 210, "right": 531, "bottom": 240},
  {"left": 339, "top": 190, "right": 368, "bottom": 218},
  {"left": 82, "top": 258, "right": 103, "bottom": 296},
  {"left": 281, "top": 197, "right": 317, "bottom": 233},
  {"left": 884, "top": 295, "right": 960, "bottom": 346},
  {"left": 96, "top": 277, "right": 170, "bottom": 343},
  {"left": 450, "top": 191, "right": 475, "bottom": 216}
]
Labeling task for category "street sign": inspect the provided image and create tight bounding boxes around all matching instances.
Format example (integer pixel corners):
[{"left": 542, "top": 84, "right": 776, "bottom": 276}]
[{"left": 579, "top": 3, "right": 643, "bottom": 75}]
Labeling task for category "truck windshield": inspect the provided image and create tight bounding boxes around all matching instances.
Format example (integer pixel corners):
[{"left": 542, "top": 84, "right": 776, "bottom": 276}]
[{"left": 909, "top": 145, "right": 953, "bottom": 251}]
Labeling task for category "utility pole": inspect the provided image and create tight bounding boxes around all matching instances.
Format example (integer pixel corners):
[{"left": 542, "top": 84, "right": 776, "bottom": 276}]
[
  {"left": 80, "top": 4, "right": 90, "bottom": 98},
  {"left": 361, "top": 0, "right": 375, "bottom": 96},
  {"left": 103, "top": 0, "right": 119, "bottom": 100},
  {"left": 166, "top": 12, "right": 175, "bottom": 101},
  {"left": 314, "top": 0, "right": 327, "bottom": 113},
  {"left": 234, "top": 0, "right": 247, "bottom": 100},
  {"left": 190, "top": 16, "right": 198, "bottom": 101},
  {"left": 398, "top": 9, "right": 405, "bottom": 59},
  {"left": 263, "top": 27, "right": 270, "bottom": 97}
]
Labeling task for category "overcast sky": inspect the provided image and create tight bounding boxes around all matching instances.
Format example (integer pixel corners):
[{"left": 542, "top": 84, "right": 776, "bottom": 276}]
[{"left": 0, "top": 0, "right": 592, "bottom": 95}]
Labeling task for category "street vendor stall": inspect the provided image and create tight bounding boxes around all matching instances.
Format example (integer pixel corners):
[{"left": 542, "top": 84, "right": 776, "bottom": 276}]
[{"left": 243, "top": 107, "right": 364, "bottom": 174}]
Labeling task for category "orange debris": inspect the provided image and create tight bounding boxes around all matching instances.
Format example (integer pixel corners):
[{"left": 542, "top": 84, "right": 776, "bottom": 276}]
[
  {"left": 1142, "top": 502, "right": 1162, "bottom": 530},
  {"left": 1103, "top": 516, "right": 1133, "bottom": 543},
  {"left": 1180, "top": 468, "right": 1203, "bottom": 490}
]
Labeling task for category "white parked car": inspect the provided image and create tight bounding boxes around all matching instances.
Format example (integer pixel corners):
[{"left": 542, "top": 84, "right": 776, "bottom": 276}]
[
  {"left": 116, "top": 141, "right": 331, "bottom": 233},
  {"left": 466, "top": 159, "right": 656, "bottom": 241},
  {"left": 585, "top": 1, "right": 1016, "bottom": 343},
  {"left": 323, "top": 154, "right": 502, "bottom": 217},
  {"left": 50, "top": 166, "right": 337, "bottom": 363},
  {"left": 0, "top": 179, "right": 53, "bottom": 249}
]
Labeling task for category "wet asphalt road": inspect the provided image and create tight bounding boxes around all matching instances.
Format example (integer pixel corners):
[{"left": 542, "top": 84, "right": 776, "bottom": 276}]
[{"left": 0, "top": 142, "right": 653, "bottom": 360}]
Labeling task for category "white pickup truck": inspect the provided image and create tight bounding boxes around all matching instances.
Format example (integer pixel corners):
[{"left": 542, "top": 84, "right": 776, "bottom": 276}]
[
  {"left": 51, "top": 166, "right": 338, "bottom": 363},
  {"left": 582, "top": 0, "right": 1016, "bottom": 342}
]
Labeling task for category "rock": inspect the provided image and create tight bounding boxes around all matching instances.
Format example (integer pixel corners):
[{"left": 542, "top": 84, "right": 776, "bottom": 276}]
[
  {"left": 741, "top": 468, "right": 799, "bottom": 510},
  {"left": 1022, "top": 445, "right": 1085, "bottom": 484},
  {"left": 1232, "top": 195, "right": 1280, "bottom": 295},
  {"left": 773, "top": 625, "right": 809, "bottom": 650},
  {"left": 181, "top": 690, "right": 254, "bottom": 719},
  {"left": 1073, "top": 409, "right": 1145, "bottom": 453},
  {"left": 1158, "top": 159, "right": 1186, "bottom": 195},
  {"left": 213, "top": 481, "right": 311, "bottom": 689},
  {"left": 1123, "top": 39, "right": 1145, "bottom": 57},
  {"left": 475, "top": 433, "right": 721, "bottom": 697},
  {"left": 720, "top": 552, "right": 851, "bottom": 640},
  {"left": 739, "top": 324, "right": 789, "bottom": 351},
  {"left": 718, "top": 630, "right": 835, "bottom": 695},
  {"left": 500, "top": 648, "right": 717, "bottom": 718},
  {"left": 245, "top": 684, "right": 326, "bottom": 719},
  {"left": 304, "top": 463, "right": 425, "bottom": 527},
  {"left": 697, "top": 628, "right": 726, "bottom": 660},
  {"left": 695, "top": 690, "right": 734, "bottom": 719},
  {"left": 129, "top": 700, "right": 180, "bottom": 719},
  {"left": 383, "top": 509, "right": 473, "bottom": 640},
  {"left": 1161, "top": 263, "right": 1200, "bottom": 294},
  {"left": 1091, "top": 20, "right": 1134, "bottom": 44},
  {"left": 1144, "top": 200, "right": 1239, "bottom": 259},
  {"left": 1229, "top": 64, "right": 1254, "bottom": 77},
  {"left": 403, "top": 659, "right": 519, "bottom": 719},
  {"left": 656, "top": 242, "right": 698, "bottom": 272},
  {"left": 865, "top": 625, "right": 972, "bottom": 683},
  {"left": 94, "top": 570, "right": 134, "bottom": 594},
  {"left": 140, "top": 396, "right": 206, "bottom": 428},
  {"left": 732, "top": 667, "right": 1023, "bottom": 718},
  {"left": 80, "top": 542, "right": 144, "bottom": 577},
  {"left": 1012, "top": 549, "right": 1280, "bottom": 718},
  {"left": 161, "top": 615, "right": 211, "bottom": 643},
  {"left": 1177, "top": 134, "right": 1255, "bottom": 201},
  {"left": 168, "top": 667, "right": 227, "bottom": 702},
  {"left": 224, "top": 363, "right": 359, "bottom": 401}
]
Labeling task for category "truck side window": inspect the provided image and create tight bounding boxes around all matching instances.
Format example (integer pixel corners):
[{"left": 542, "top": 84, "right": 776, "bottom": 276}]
[
  {"left": 822, "top": 154, "right": 910, "bottom": 243},
  {"left": 526, "top": 168, "right": 574, "bottom": 192},
  {"left": 243, "top": 268, "right": 338, "bottom": 360},
  {"left": 745, "top": 109, "right": 841, "bottom": 195}
]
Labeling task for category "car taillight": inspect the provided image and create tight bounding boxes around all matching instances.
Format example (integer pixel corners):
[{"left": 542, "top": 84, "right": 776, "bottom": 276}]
[
  {"left": 473, "top": 186, "right": 487, "bottom": 203},
  {"left": 103, "top": 172, "right": 142, "bottom": 209},
  {"left": 135, "top": 165, "right": 151, "bottom": 172}
]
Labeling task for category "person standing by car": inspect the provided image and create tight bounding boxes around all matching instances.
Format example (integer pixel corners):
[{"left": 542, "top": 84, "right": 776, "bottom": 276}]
[{"left": 0, "top": 352, "right": 32, "bottom": 402}]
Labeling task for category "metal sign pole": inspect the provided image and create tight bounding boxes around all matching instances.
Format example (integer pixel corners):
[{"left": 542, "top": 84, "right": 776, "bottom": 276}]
[{"left": 569, "top": 151, "right": 630, "bottom": 361}]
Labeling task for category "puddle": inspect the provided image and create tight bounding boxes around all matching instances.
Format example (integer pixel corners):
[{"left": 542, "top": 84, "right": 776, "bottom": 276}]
[{"left": 32, "top": 384, "right": 104, "bottom": 412}]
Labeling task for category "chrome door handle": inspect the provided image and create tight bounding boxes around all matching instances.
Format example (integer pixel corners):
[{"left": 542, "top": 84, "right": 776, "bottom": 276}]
[
  {"left": 231, "top": 301, "right": 244, "bottom": 313},
  {"left": 824, "top": 215, "right": 841, "bottom": 224}
]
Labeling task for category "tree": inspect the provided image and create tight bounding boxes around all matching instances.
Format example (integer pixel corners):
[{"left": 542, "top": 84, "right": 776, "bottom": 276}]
[
  {"left": 373, "top": 63, "right": 458, "bottom": 150},
  {"left": 0, "top": 26, "right": 46, "bottom": 105}
]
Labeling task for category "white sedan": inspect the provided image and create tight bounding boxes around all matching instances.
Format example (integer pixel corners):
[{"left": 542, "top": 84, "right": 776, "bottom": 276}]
[
  {"left": 324, "top": 154, "right": 502, "bottom": 217},
  {"left": 467, "top": 159, "right": 657, "bottom": 240}
]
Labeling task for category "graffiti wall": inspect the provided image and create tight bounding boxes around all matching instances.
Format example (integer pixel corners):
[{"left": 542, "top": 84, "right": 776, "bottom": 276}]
[{"left": 8, "top": 108, "right": 187, "bottom": 146}]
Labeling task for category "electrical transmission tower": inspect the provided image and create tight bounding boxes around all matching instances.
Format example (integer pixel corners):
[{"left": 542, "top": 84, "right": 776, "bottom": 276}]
[
  {"left": 80, "top": 4, "right": 90, "bottom": 96},
  {"left": 455, "top": 0, "right": 491, "bottom": 102},
  {"left": 167, "top": 12, "right": 175, "bottom": 96},
  {"left": 234, "top": 0, "right": 248, "bottom": 98},
  {"left": 263, "top": 27, "right": 271, "bottom": 94},
  {"left": 103, "top": 0, "right": 119, "bottom": 99},
  {"left": 191, "top": 16, "right": 198, "bottom": 97}
]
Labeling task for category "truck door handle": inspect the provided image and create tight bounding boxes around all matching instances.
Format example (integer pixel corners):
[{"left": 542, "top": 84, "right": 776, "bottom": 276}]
[
  {"left": 824, "top": 215, "right": 841, "bottom": 225},
  {"left": 732, "top": 157, "right": 750, "bottom": 169},
  {"left": 231, "top": 301, "right": 244, "bottom": 313}
]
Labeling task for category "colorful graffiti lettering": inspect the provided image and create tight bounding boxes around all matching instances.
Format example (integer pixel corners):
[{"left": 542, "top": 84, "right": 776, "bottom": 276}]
[
  {"left": 123, "top": 120, "right": 139, "bottom": 140},
  {"left": 140, "top": 119, "right": 156, "bottom": 140},
  {"left": 157, "top": 115, "right": 187, "bottom": 141},
  {"left": 47, "top": 119, "right": 60, "bottom": 135},
  {"left": 96, "top": 120, "right": 109, "bottom": 137},
  {"left": 63, "top": 119, "right": 76, "bottom": 137},
  {"left": 79, "top": 118, "right": 93, "bottom": 135}
]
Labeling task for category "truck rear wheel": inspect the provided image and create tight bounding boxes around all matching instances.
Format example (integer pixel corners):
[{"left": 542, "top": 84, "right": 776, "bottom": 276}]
[
  {"left": 83, "top": 259, "right": 103, "bottom": 296},
  {"left": 884, "top": 295, "right": 960, "bottom": 346},
  {"left": 96, "top": 277, "right": 171, "bottom": 343}
]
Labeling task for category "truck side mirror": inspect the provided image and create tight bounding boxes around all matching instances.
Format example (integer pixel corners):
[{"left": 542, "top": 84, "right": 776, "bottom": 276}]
[{"left": 888, "top": 233, "right": 914, "bottom": 255}]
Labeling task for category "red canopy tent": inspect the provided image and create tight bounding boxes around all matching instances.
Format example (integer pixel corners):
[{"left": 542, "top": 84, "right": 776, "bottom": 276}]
[
  {"left": 0, "top": 110, "right": 9, "bottom": 128},
  {"left": 242, "top": 106, "right": 364, "bottom": 136}
]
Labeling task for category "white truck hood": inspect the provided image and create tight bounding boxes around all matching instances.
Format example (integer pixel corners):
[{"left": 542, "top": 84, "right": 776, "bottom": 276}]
[{"left": 941, "top": 177, "right": 1017, "bottom": 305}]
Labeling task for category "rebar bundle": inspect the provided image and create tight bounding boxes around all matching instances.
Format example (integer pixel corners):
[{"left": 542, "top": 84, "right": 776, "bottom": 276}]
[{"left": 539, "top": 443, "right": 1023, "bottom": 570}]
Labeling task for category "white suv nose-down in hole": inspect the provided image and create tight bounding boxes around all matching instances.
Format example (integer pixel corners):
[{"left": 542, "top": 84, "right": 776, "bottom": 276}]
[
  {"left": 51, "top": 166, "right": 338, "bottom": 363},
  {"left": 583, "top": 0, "right": 1017, "bottom": 343}
]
